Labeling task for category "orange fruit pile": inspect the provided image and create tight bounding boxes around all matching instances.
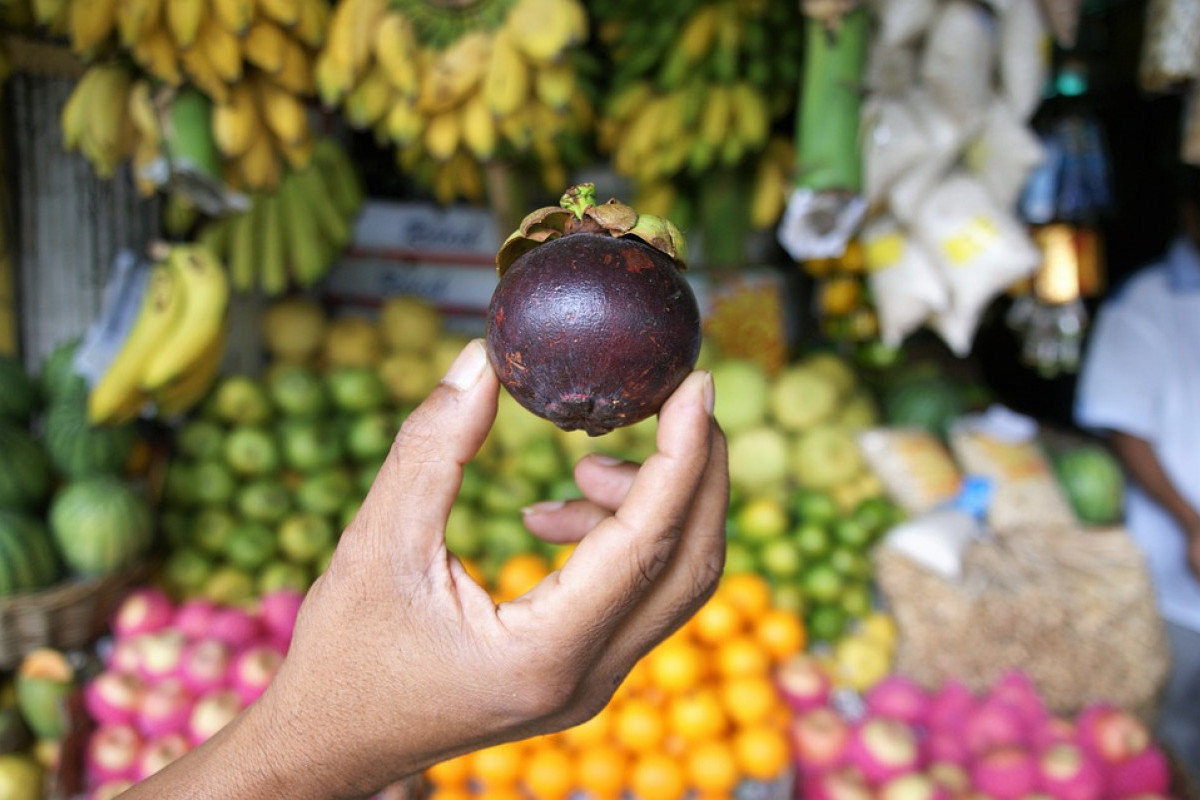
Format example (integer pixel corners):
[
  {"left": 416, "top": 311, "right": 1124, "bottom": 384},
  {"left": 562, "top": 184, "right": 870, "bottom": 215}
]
[{"left": 426, "top": 562, "right": 803, "bottom": 799}]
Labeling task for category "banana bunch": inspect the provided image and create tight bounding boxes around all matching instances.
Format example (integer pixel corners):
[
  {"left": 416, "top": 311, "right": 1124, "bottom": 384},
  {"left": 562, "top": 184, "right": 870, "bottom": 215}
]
[
  {"left": 89, "top": 243, "right": 231, "bottom": 425},
  {"left": 597, "top": 0, "right": 803, "bottom": 227},
  {"left": 197, "top": 138, "right": 364, "bottom": 296},
  {"left": 60, "top": 63, "right": 165, "bottom": 193},
  {"left": 36, "top": 0, "right": 326, "bottom": 191},
  {"left": 316, "top": 0, "right": 593, "bottom": 204}
]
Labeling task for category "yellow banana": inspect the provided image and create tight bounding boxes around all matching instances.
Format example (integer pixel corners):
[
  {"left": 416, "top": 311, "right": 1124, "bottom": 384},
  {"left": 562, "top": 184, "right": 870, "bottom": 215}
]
[
  {"left": 131, "top": 27, "right": 183, "bottom": 85},
  {"left": 32, "top": 0, "right": 69, "bottom": 34},
  {"left": 80, "top": 64, "right": 134, "bottom": 178},
  {"left": 347, "top": 0, "right": 387, "bottom": 77},
  {"left": 344, "top": 65, "right": 392, "bottom": 129},
  {"left": 507, "top": 0, "right": 577, "bottom": 64},
  {"left": 698, "top": 84, "right": 732, "bottom": 148},
  {"left": 196, "top": 14, "right": 243, "bottom": 83},
  {"left": 278, "top": 172, "right": 327, "bottom": 287},
  {"left": 88, "top": 264, "right": 183, "bottom": 425},
  {"left": 750, "top": 157, "right": 787, "bottom": 230},
  {"left": 69, "top": 0, "right": 117, "bottom": 56},
  {"left": 294, "top": 0, "right": 329, "bottom": 48},
  {"left": 677, "top": 4, "right": 719, "bottom": 60},
  {"left": 424, "top": 110, "right": 461, "bottom": 162},
  {"left": 257, "top": 76, "right": 308, "bottom": 145},
  {"left": 153, "top": 325, "right": 226, "bottom": 417},
  {"left": 730, "top": 82, "right": 769, "bottom": 150},
  {"left": 417, "top": 31, "right": 491, "bottom": 115},
  {"left": 460, "top": 93, "right": 496, "bottom": 161},
  {"left": 279, "top": 133, "right": 314, "bottom": 169},
  {"left": 180, "top": 43, "right": 230, "bottom": 103},
  {"left": 384, "top": 96, "right": 424, "bottom": 147},
  {"left": 116, "top": 0, "right": 161, "bottom": 47},
  {"left": 317, "top": 0, "right": 360, "bottom": 103},
  {"left": 606, "top": 79, "right": 651, "bottom": 122},
  {"left": 61, "top": 66, "right": 101, "bottom": 152},
  {"left": 212, "top": 81, "right": 261, "bottom": 158},
  {"left": 140, "top": 245, "right": 231, "bottom": 392},
  {"left": 256, "top": 0, "right": 298, "bottom": 27},
  {"left": 212, "top": 0, "right": 254, "bottom": 37},
  {"left": 534, "top": 61, "right": 575, "bottom": 110},
  {"left": 127, "top": 79, "right": 161, "bottom": 146},
  {"left": 373, "top": 13, "right": 419, "bottom": 98},
  {"left": 165, "top": 0, "right": 205, "bottom": 50},
  {"left": 243, "top": 20, "right": 286, "bottom": 75},
  {"left": 483, "top": 29, "right": 528, "bottom": 118},
  {"left": 236, "top": 133, "right": 281, "bottom": 190},
  {"left": 497, "top": 103, "right": 533, "bottom": 150},
  {"left": 271, "top": 37, "right": 315, "bottom": 94}
]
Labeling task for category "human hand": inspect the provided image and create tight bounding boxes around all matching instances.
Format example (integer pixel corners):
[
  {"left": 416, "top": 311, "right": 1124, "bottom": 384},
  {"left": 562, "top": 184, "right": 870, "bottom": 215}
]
[
  {"left": 173, "top": 339, "right": 726, "bottom": 799},
  {"left": 1187, "top": 522, "right": 1200, "bottom": 581}
]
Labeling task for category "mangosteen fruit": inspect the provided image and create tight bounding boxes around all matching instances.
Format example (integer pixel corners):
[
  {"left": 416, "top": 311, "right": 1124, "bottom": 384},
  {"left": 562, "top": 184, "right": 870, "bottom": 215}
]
[{"left": 486, "top": 184, "right": 701, "bottom": 436}]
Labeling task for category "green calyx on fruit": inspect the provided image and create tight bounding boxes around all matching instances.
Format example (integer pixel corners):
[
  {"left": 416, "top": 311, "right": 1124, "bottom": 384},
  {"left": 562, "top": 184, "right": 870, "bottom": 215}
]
[{"left": 495, "top": 182, "right": 689, "bottom": 276}]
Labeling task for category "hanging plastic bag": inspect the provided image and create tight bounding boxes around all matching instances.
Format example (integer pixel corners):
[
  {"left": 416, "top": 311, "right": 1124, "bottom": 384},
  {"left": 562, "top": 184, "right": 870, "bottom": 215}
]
[
  {"left": 864, "top": 41, "right": 919, "bottom": 96},
  {"left": 887, "top": 89, "right": 969, "bottom": 224},
  {"left": 912, "top": 173, "right": 1042, "bottom": 354},
  {"left": 964, "top": 99, "right": 1045, "bottom": 211},
  {"left": 862, "top": 95, "right": 933, "bottom": 209},
  {"left": 874, "top": 0, "right": 940, "bottom": 47},
  {"left": 998, "top": 0, "right": 1051, "bottom": 121},
  {"left": 861, "top": 213, "right": 949, "bottom": 346},
  {"left": 920, "top": 0, "right": 998, "bottom": 130}
]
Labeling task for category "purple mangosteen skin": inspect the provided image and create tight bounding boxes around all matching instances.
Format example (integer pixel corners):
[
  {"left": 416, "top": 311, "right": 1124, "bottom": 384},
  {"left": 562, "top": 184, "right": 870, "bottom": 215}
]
[{"left": 485, "top": 233, "right": 702, "bottom": 436}]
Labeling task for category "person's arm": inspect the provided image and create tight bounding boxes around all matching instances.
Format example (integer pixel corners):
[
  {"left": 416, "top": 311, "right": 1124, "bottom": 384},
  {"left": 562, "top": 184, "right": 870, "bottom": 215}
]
[
  {"left": 120, "top": 340, "right": 727, "bottom": 799},
  {"left": 1108, "top": 430, "right": 1200, "bottom": 579}
]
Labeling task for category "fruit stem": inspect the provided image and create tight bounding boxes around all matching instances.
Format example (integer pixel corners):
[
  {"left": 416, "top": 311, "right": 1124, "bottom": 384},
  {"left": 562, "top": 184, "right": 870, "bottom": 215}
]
[{"left": 559, "top": 183, "right": 597, "bottom": 219}]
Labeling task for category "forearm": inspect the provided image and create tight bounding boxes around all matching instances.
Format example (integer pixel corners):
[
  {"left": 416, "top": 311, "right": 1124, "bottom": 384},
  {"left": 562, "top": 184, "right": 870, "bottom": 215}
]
[{"left": 1108, "top": 431, "right": 1200, "bottom": 533}]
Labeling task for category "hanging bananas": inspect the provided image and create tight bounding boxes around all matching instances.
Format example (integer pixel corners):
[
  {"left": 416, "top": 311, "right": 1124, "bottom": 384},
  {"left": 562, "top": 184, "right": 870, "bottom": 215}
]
[
  {"left": 316, "top": 0, "right": 594, "bottom": 205},
  {"left": 198, "top": 139, "right": 365, "bottom": 297},
  {"left": 39, "top": 0, "right": 326, "bottom": 192},
  {"left": 597, "top": 0, "right": 804, "bottom": 229},
  {"left": 88, "top": 243, "right": 231, "bottom": 425}
]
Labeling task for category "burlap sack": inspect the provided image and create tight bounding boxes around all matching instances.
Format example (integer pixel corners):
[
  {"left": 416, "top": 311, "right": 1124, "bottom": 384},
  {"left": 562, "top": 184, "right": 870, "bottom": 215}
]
[{"left": 875, "top": 522, "right": 1171, "bottom": 719}]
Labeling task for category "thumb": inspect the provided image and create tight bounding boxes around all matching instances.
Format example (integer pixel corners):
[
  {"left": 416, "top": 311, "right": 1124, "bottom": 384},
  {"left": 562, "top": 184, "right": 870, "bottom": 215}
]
[{"left": 348, "top": 339, "right": 499, "bottom": 566}]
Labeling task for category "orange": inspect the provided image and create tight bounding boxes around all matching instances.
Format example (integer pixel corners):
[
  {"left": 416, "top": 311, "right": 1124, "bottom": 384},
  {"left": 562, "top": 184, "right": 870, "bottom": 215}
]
[
  {"left": 561, "top": 703, "right": 613, "bottom": 749},
  {"left": 684, "top": 739, "right": 740, "bottom": 794},
  {"left": 573, "top": 742, "right": 628, "bottom": 799},
  {"left": 630, "top": 752, "right": 688, "bottom": 800},
  {"left": 719, "top": 674, "right": 779, "bottom": 727},
  {"left": 550, "top": 543, "right": 575, "bottom": 570},
  {"left": 468, "top": 739, "right": 526, "bottom": 788},
  {"left": 613, "top": 696, "right": 666, "bottom": 753},
  {"left": 459, "top": 556, "right": 487, "bottom": 586},
  {"left": 717, "top": 573, "right": 772, "bottom": 619},
  {"left": 714, "top": 634, "right": 771, "bottom": 679},
  {"left": 753, "top": 607, "right": 806, "bottom": 662},
  {"left": 691, "top": 594, "right": 745, "bottom": 646},
  {"left": 426, "top": 788, "right": 472, "bottom": 800},
  {"left": 732, "top": 723, "right": 791, "bottom": 780},
  {"left": 645, "top": 638, "right": 709, "bottom": 695},
  {"left": 424, "top": 753, "right": 471, "bottom": 788},
  {"left": 665, "top": 687, "right": 729, "bottom": 744},
  {"left": 523, "top": 741, "right": 573, "bottom": 800},
  {"left": 494, "top": 552, "right": 550, "bottom": 601},
  {"left": 611, "top": 659, "right": 650, "bottom": 704}
]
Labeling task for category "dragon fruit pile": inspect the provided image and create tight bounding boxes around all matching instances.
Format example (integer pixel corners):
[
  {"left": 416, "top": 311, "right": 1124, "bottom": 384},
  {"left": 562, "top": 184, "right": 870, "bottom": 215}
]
[{"left": 778, "top": 656, "right": 1178, "bottom": 800}]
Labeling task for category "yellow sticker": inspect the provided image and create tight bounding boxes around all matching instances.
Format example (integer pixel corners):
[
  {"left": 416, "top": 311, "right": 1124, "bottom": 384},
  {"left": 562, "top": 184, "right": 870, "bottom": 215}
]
[
  {"left": 941, "top": 215, "right": 1000, "bottom": 266},
  {"left": 863, "top": 232, "right": 905, "bottom": 272}
]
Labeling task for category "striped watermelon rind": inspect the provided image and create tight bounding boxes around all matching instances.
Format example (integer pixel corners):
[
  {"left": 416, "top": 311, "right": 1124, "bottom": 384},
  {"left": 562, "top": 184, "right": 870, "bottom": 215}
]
[{"left": 48, "top": 477, "right": 152, "bottom": 577}]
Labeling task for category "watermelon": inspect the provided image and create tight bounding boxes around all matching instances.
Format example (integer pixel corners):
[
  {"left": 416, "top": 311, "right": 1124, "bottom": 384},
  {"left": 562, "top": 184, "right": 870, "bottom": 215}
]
[
  {"left": 0, "top": 510, "right": 60, "bottom": 597},
  {"left": 37, "top": 338, "right": 86, "bottom": 404},
  {"left": 43, "top": 393, "right": 136, "bottom": 479},
  {"left": 48, "top": 477, "right": 152, "bottom": 577},
  {"left": 0, "top": 356, "right": 38, "bottom": 425},
  {"left": 0, "top": 423, "right": 53, "bottom": 512},
  {"left": 1054, "top": 445, "right": 1126, "bottom": 525},
  {"left": 882, "top": 374, "right": 964, "bottom": 438}
]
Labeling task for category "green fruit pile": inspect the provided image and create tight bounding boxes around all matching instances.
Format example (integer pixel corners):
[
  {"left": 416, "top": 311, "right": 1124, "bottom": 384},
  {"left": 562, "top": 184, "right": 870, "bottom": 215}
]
[
  {"left": 0, "top": 344, "right": 152, "bottom": 597},
  {"left": 710, "top": 350, "right": 903, "bottom": 644}
]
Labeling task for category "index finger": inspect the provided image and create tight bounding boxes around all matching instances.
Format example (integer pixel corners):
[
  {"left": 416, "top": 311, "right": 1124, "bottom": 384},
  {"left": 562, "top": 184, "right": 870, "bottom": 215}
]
[{"left": 518, "top": 371, "right": 715, "bottom": 625}]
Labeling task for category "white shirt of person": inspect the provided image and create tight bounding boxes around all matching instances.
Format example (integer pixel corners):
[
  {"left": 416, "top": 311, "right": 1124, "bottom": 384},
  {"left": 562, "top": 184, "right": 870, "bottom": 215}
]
[{"left": 1075, "top": 235, "right": 1200, "bottom": 633}]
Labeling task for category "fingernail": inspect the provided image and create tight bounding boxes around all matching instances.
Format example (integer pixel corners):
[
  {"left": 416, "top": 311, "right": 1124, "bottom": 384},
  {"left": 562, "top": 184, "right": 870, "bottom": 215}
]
[
  {"left": 522, "top": 500, "right": 565, "bottom": 516},
  {"left": 700, "top": 370, "right": 715, "bottom": 416},
  {"left": 442, "top": 339, "right": 488, "bottom": 391},
  {"left": 589, "top": 454, "right": 624, "bottom": 467}
]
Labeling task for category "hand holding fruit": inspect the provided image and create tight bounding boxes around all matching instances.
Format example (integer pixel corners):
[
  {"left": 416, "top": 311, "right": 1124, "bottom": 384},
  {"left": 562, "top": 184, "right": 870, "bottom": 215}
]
[{"left": 122, "top": 339, "right": 727, "bottom": 799}]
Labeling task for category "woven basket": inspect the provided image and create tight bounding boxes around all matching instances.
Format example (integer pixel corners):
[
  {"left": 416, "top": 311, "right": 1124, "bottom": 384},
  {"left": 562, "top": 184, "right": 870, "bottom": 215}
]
[{"left": 0, "top": 564, "right": 150, "bottom": 670}]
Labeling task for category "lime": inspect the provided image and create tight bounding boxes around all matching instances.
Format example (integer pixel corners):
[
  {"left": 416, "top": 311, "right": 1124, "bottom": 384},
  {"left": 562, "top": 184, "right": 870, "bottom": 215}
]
[
  {"left": 191, "top": 460, "right": 236, "bottom": 506},
  {"left": 190, "top": 508, "right": 238, "bottom": 556},
  {"left": 445, "top": 503, "right": 483, "bottom": 560},
  {"left": 545, "top": 477, "right": 582, "bottom": 502},
  {"left": 723, "top": 540, "right": 759, "bottom": 575},
  {"left": 736, "top": 496, "right": 789, "bottom": 544},
  {"left": 792, "top": 489, "right": 839, "bottom": 525},
  {"left": 800, "top": 562, "right": 844, "bottom": 605},
  {"left": 257, "top": 560, "right": 311, "bottom": 595},
  {"left": 278, "top": 512, "right": 336, "bottom": 564},
  {"left": 769, "top": 582, "right": 807, "bottom": 617},
  {"left": 853, "top": 496, "right": 897, "bottom": 540},
  {"left": 831, "top": 517, "right": 873, "bottom": 551},
  {"left": 759, "top": 538, "right": 804, "bottom": 581},
  {"left": 481, "top": 515, "right": 537, "bottom": 561},
  {"left": 201, "top": 565, "right": 256, "bottom": 607},
  {"left": 827, "top": 546, "right": 872, "bottom": 581},
  {"left": 514, "top": 437, "right": 563, "bottom": 484},
  {"left": 224, "top": 520, "right": 278, "bottom": 571},
  {"left": 792, "top": 522, "right": 832, "bottom": 560},
  {"left": 459, "top": 462, "right": 485, "bottom": 503},
  {"left": 162, "top": 547, "right": 214, "bottom": 593},
  {"left": 480, "top": 475, "right": 539, "bottom": 516},
  {"left": 806, "top": 604, "right": 847, "bottom": 643},
  {"left": 840, "top": 582, "right": 875, "bottom": 619},
  {"left": 159, "top": 510, "right": 190, "bottom": 549}
]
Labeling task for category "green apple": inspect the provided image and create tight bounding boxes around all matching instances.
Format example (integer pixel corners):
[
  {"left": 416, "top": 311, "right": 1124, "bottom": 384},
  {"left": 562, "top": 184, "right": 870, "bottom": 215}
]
[
  {"left": 223, "top": 425, "right": 281, "bottom": 477},
  {"left": 190, "top": 507, "right": 238, "bottom": 555},
  {"left": 326, "top": 366, "right": 389, "bottom": 413},
  {"left": 343, "top": 410, "right": 395, "bottom": 463},
  {"left": 277, "top": 512, "right": 336, "bottom": 564},
  {"left": 209, "top": 375, "right": 273, "bottom": 425},
  {"left": 727, "top": 426, "right": 790, "bottom": 493},
  {"left": 236, "top": 479, "right": 293, "bottom": 525},
  {"left": 257, "top": 560, "right": 311, "bottom": 595},
  {"left": 267, "top": 363, "right": 330, "bottom": 418},
  {"left": 191, "top": 459, "right": 236, "bottom": 506},
  {"left": 769, "top": 364, "right": 840, "bottom": 432},
  {"left": 177, "top": 418, "right": 226, "bottom": 461},
  {"left": 278, "top": 419, "right": 344, "bottom": 472},
  {"left": 224, "top": 520, "right": 278, "bottom": 571},
  {"left": 163, "top": 547, "right": 215, "bottom": 593},
  {"left": 295, "top": 466, "right": 356, "bottom": 517},
  {"left": 800, "top": 352, "right": 858, "bottom": 397},
  {"left": 709, "top": 359, "right": 770, "bottom": 434},
  {"left": 791, "top": 424, "right": 866, "bottom": 491}
]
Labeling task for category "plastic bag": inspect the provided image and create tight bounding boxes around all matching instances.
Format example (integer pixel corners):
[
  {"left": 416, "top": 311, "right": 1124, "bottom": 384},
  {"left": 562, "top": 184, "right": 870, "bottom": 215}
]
[
  {"left": 911, "top": 173, "right": 1041, "bottom": 354},
  {"left": 858, "top": 426, "right": 965, "bottom": 515},
  {"left": 887, "top": 89, "right": 970, "bottom": 224},
  {"left": 873, "top": 0, "right": 940, "bottom": 47},
  {"left": 998, "top": 0, "right": 1051, "bottom": 121},
  {"left": 862, "top": 95, "right": 932, "bottom": 208},
  {"left": 964, "top": 99, "right": 1045, "bottom": 211},
  {"left": 1140, "top": 0, "right": 1200, "bottom": 92},
  {"left": 920, "top": 1, "right": 998, "bottom": 129},
  {"left": 864, "top": 41, "right": 919, "bottom": 96},
  {"left": 861, "top": 214, "right": 949, "bottom": 346},
  {"left": 879, "top": 477, "right": 993, "bottom": 579}
]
